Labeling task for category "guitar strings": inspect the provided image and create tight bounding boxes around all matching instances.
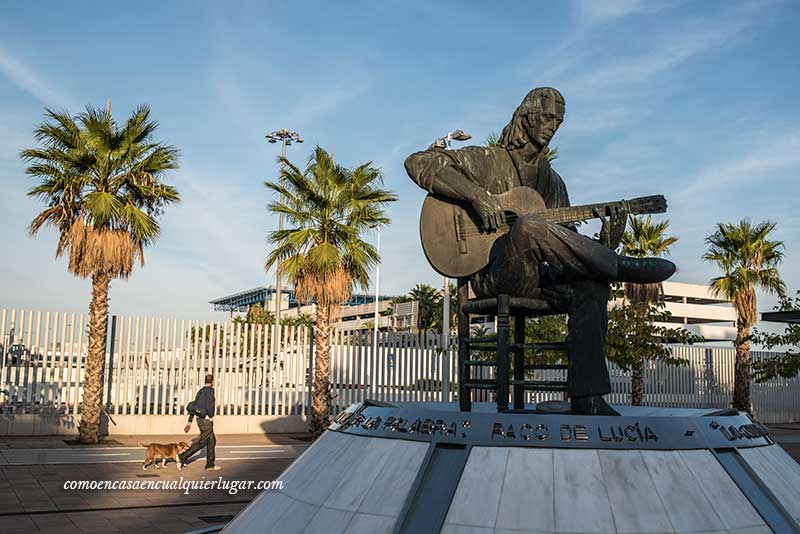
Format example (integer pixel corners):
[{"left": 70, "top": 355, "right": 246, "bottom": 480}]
[
  {"left": 456, "top": 201, "right": 662, "bottom": 237},
  {"left": 457, "top": 213, "right": 582, "bottom": 237}
]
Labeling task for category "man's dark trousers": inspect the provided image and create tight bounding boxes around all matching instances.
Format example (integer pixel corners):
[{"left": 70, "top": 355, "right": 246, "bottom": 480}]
[{"left": 181, "top": 418, "right": 216, "bottom": 468}]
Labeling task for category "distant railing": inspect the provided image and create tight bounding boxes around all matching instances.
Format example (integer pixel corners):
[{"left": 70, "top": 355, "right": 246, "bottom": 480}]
[{"left": 1, "top": 308, "right": 799, "bottom": 424}]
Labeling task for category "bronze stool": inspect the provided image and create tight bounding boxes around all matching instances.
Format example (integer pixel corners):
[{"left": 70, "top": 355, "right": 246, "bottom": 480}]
[{"left": 457, "top": 279, "right": 569, "bottom": 412}]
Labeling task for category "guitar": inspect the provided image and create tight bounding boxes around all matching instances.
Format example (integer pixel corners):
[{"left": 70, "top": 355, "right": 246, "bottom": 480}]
[{"left": 419, "top": 186, "right": 667, "bottom": 278}]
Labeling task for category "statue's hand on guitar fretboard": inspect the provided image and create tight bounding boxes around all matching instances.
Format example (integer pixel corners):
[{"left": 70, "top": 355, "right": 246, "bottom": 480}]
[{"left": 594, "top": 205, "right": 627, "bottom": 250}]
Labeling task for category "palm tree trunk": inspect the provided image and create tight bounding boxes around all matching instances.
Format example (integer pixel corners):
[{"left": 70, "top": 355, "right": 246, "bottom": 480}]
[
  {"left": 78, "top": 272, "right": 111, "bottom": 444},
  {"left": 631, "top": 356, "right": 644, "bottom": 406},
  {"left": 310, "top": 302, "right": 333, "bottom": 438},
  {"left": 732, "top": 320, "right": 752, "bottom": 413}
]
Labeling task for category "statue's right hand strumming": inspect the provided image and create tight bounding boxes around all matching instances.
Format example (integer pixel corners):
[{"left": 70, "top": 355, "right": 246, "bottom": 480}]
[{"left": 471, "top": 189, "right": 505, "bottom": 231}]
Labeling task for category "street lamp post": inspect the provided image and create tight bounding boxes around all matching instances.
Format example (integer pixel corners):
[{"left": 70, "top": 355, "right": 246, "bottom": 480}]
[
  {"left": 266, "top": 128, "right": 303, "bottom": 350},
  {"left": 372, "top": 226, "right": 381, "bottom": 358},
  {"left": 433, "top": 129, "right": 471, "bottom": 351},
  {"left": 432, "top": 129, "right": 470, "bottom": 403}
]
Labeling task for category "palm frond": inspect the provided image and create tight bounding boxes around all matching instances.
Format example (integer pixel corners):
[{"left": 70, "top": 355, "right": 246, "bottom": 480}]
[
  {"left": 704, "top": 218, "right": 785, "bottom": 325},
  {"left": 621, "top": 215, "right": 677, "bottom": 303},
  {"left": 84, "top": 191, "right": 123, "bottom": 227},
  {"left": 22, "top": 104, "right": 180, "bottom": 279},
  {"left": 120, "top": 204, "right": 160, "bottom": 244},
  {"left": 264, "top": 146, "right": 396, "bottom": 307},
  {"left": 622, "top": 215, "right": 678, "bottom": 259}
]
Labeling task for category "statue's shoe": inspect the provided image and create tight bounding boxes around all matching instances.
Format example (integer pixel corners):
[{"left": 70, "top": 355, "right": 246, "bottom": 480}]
[
  {"left": 570, "top": 395, "right": 620, "bottom": 416},
  {"left": 617, "top": 256, "right": 676, "bottom": 284}
]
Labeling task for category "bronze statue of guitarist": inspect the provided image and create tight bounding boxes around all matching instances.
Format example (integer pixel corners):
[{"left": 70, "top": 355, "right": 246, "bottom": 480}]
[{"left": 405, "top": 87, "right": 676, "bottom": 415}]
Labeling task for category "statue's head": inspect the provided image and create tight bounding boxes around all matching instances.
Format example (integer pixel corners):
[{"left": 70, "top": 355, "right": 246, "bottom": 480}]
[{"left": 498, "top": 87, "right": 565, "bottom": 151}]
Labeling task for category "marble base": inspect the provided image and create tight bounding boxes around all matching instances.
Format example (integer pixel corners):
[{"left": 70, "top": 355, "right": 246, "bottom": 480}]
[{"left": 220, "top": 403, "right": 800, "bottom": 534}]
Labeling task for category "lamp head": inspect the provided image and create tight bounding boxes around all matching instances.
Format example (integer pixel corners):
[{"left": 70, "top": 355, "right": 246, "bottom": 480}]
[{"left": 451, "top": 129, "right": 471, "bottom": 141}]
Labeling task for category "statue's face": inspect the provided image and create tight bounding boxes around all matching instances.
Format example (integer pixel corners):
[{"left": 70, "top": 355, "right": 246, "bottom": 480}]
[{"left": 524, "top": 97, "right": 564, "bottom": 149}]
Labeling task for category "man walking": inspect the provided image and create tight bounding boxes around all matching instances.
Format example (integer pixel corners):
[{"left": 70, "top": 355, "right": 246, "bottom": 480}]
[{"left": 179, "top": 374, "right": 221, "bottom": 471}]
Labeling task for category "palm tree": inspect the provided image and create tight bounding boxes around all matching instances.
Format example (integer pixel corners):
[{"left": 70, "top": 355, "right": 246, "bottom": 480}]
[
  {"left": 246, "top": 303, "right": 275, "bottom": 325},
  {"left": 22, "top": 104, "right": 179, "bottom": 443},
  {"left": 265, "top": 147, "right": 396, "bottom": 436},
  {"left": 409, "top": 283, "right": 440, "bottom": 331},
  {"left": 621, "top": 215, "right": 679, "bottom": 303},
  {"left": 292, "top": 313, "right": 316, "bottom": 329},
  {"left": 704, "top": 219, "right": 785, "bottom": 412},
  {"left": 619, "top": 215, "right": 678, "bottom": 405}
]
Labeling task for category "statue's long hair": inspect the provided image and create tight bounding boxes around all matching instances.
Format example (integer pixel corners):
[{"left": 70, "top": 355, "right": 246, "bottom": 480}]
[{"left": 498, "top": 87, "right": 565, "bottom": 149}]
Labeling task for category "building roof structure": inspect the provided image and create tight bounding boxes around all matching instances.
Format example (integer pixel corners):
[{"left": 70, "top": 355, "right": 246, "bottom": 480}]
[
  {"left": 210, "top": 286, "right": 391, "bottom": 312},
  {"left": 761, "top": 310, "right": 800, "bottom": 324}
]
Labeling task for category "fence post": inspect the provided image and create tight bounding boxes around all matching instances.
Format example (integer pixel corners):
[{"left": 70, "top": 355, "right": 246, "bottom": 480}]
[
  {"left": 106, "top": 315, "right": 117, "bottom": 411},
  {"left": 305, "top": 326, "right": 314, "bottom": 421},
  {"left": 372, "top": 331, "right": 381, "bottom": 398},
  {"left": 703, "top": 347, "right": 713, "bottom": 405},
  {"left": 440, "top": 332, "right": 450, "bottom": 403}
]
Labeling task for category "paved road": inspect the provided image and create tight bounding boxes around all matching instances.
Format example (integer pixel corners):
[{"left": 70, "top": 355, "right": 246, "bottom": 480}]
[
  {"left": 0, "top": 444, "right": 304, "bottom": 466},
  {"left": 0, "top": 445, "right": 303, "bottom": 533}
]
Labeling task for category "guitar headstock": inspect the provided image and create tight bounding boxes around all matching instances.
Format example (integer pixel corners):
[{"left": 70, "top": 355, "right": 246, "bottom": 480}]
[{"left": 626, "top": 195, "right": 668, "bottom": 215}]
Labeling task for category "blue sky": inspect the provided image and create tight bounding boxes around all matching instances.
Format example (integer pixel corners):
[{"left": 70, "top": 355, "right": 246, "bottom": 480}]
[{"left": 1, "top": 0, "right": 798, "bottom": 321}]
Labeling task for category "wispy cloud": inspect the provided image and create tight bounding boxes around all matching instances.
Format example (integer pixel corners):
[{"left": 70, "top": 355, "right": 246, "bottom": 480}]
[
  {"left": 574, "top": 0, "right": 659, "bottom": 27},
  {"left": 284, "top": 80, "right": 371, "bottom": 130},
  {"left": 563, "top": 106, "right": 641, "bottom": 134},
  {"left": 525, "top": 0, "right": 675, "bottom": 84},
  {"left": 677, "top": 131, "right": 800, "bottom": 200},
  {"left": 562, "top": 1, "right": 766, "bottom": 97},
  {"left": 535, "top": 0, "right": 778, "bottom": 141},
  {"left": 0, "top": 48, "right": 72, "bottom": 107},
  {"left": 204, "top": 11, "right": 374, "bottom": 148}
]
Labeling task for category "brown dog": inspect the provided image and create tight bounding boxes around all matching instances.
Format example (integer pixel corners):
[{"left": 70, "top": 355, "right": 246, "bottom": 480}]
[{"left": 139, "top": 441, "right": 190, "bottom": 470}]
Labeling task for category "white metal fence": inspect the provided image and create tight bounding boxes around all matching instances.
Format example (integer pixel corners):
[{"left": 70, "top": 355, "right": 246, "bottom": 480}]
[
  {"left": 0, "top": 310, "right": 311, "bottom": 419},
  {"left": 326, "top": 335, "right": 800, "bottom": 423},
  {"left": 328, "top": 330, "right": 455, "bottom": 412},
  {"left": 2, "top": 308, "right": 799, "bottom": 425}
]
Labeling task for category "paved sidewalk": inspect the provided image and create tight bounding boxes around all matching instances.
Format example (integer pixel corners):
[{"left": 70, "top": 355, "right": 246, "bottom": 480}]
[
  {"left": 0, "top": 443, "right": 301, "bottom": 466},
  {"left": 0, "top": 433, "right": 306, "bottom": 449},
  {"left": 0, "top": 433, "right": 307, "bottom": 534},
  {"left": 1, "top": 425, "right": 798, "bottom": 534}
]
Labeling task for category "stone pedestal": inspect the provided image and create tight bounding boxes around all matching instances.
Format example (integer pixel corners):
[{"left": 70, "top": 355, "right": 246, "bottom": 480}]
[{"left": 221, "top": 403, "right": 800, "bottom": 534}]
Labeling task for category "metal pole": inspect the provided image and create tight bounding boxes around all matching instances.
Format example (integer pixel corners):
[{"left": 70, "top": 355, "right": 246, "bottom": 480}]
[
  {"left": 439, "top": 131, "right": 466, "bottom": 397},
  {"left": 106, "top": 315, "right": 117, "bottom": 412},
  {"left": 442, "top": 136, "right": 453, "bottom": 355},
  {"left": 442, "top": 276, "right": 451, "bottom": 403},
  {"left": 273, "top": 140, "right": 287, "bottom": 357},
  {"left": 305, "top": 327, "right": 314, "bottom": 421},
  {"left": 372, "top": 227, "right": 381, "bottom": 357},
  {"left": 443, "top": 277, "right": 450, "bottom": 349},
  {"left": 441, "top": 132, "right": 455, "bottom": 351}
]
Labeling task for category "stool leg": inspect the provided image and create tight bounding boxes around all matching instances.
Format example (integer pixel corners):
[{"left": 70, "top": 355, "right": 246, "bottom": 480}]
[
  {"left": 513, "top": 315, "right": 525, "bottom": 410},
  {"left": 457, "top": 278, "right": 471, "bottom": 412},
  {"left": 496, "top": 295, "right": 510, "bottom": 412}
]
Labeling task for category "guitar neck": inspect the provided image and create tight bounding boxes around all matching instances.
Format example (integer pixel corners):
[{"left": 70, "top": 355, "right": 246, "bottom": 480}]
[{"left": 540, "top": 202, "right": 622, "bottom": 225}]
